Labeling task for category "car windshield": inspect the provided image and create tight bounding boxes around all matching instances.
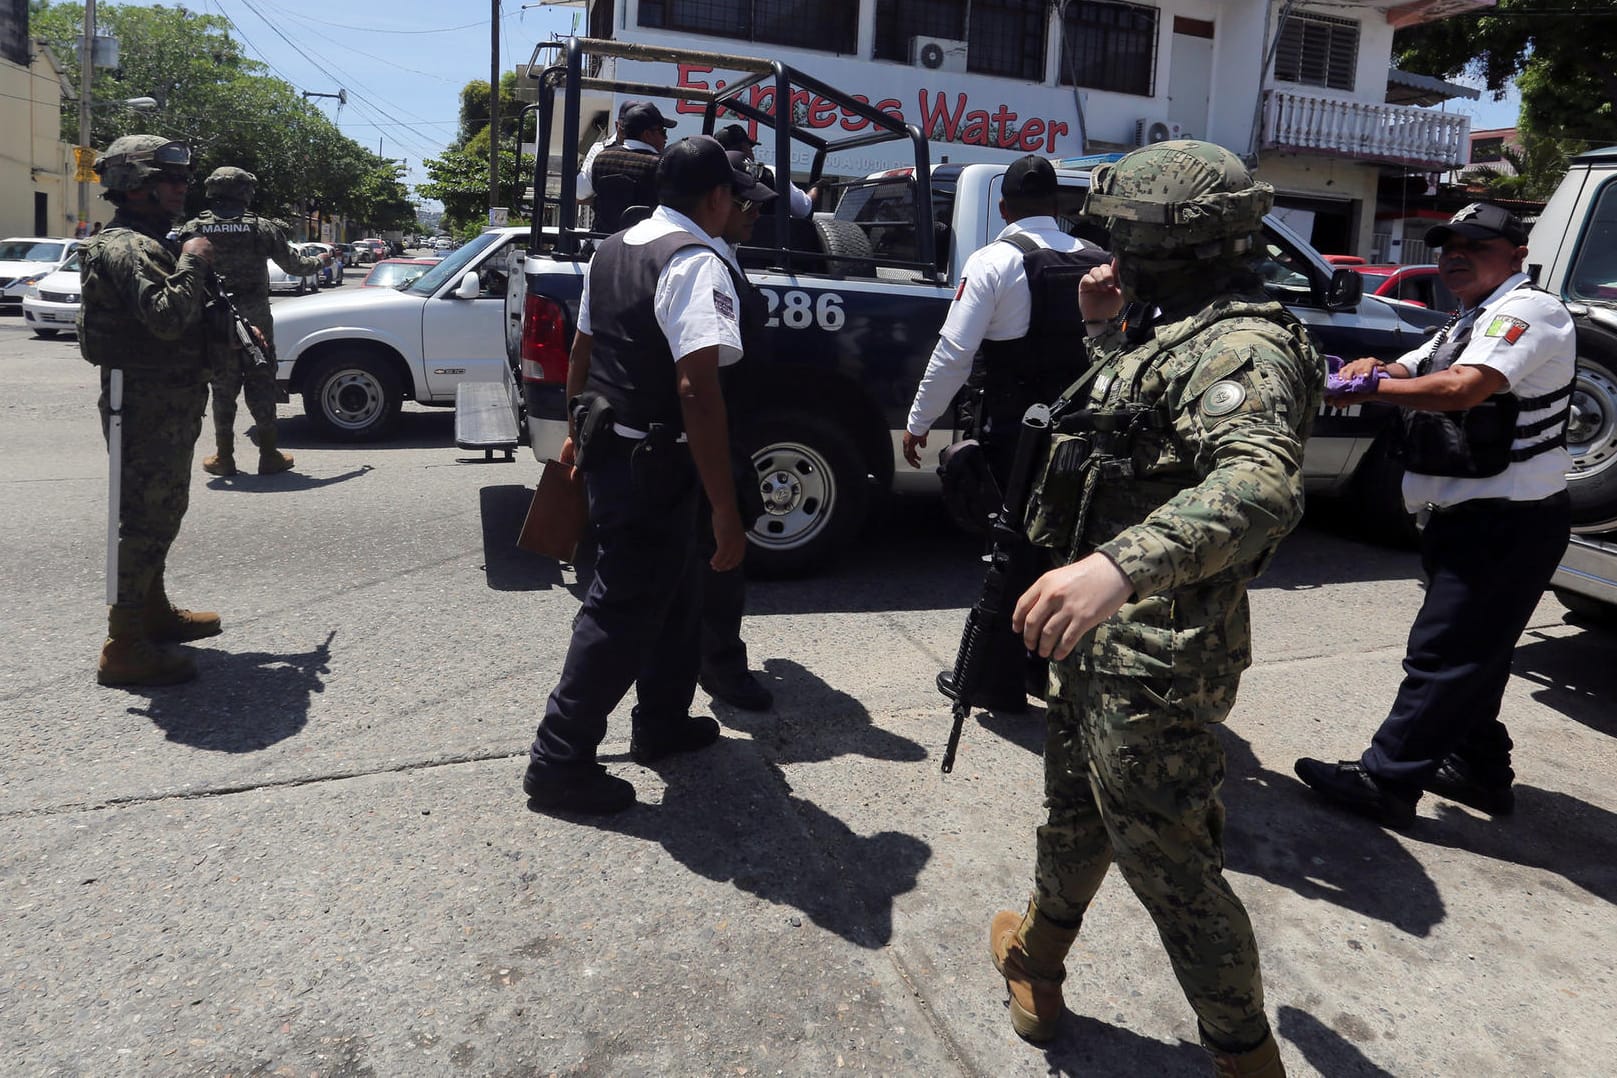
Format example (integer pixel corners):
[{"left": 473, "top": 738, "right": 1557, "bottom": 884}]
[
  {"left": 0, "top": 240, "right": 65, "bottom": 262},
  {"left": 402, "top": 231, "right": 503, "bottom": 296},
  {"left": 368, "top": 262, "right": 429, "bottom": 288},
  {"left": 62, "top": 253, "right": 81, "bottom": 273}
]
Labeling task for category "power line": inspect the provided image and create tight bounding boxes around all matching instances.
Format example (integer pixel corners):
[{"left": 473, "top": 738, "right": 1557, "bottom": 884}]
[{"left": 273, "top": 6, "right": 531, "bottom": 36}]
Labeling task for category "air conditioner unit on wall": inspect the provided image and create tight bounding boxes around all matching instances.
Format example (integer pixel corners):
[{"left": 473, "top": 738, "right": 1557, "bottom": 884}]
[
  {"left": 1134, "top": 118, "right": 1184, "bottom": 146},
  {"left": 911, "top": 36, "right": 969, "bottom": 74}
]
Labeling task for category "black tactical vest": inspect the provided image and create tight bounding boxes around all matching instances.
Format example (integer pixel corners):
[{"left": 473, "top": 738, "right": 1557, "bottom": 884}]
[
  {"left": 1400, "top": 286, "right": 1575, "bottom": 478},
  {"left": 590, "top": 146, "right": 660, "bottom": 234},
  {"left": 971, "top": 234, "right": 1108, "bottom": 442}
]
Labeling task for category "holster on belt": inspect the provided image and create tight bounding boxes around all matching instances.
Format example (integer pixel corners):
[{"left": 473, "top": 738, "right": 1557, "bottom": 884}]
[{"left": 569, "top": 391, "right": 615, "bottom": 472}]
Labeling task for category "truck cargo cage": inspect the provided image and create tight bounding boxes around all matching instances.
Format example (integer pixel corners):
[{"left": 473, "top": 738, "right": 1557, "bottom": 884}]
[{"left": 518, "top": 36, "right": 940, "bottom": 280}]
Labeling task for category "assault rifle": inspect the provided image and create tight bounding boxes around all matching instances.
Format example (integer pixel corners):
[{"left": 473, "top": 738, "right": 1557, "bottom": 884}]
[
  {"left": 206, "top": 272, "right": 269, "bottom": 369},
  {"left": 939, "top": 403, "right": 1052, "bottom": 774}
]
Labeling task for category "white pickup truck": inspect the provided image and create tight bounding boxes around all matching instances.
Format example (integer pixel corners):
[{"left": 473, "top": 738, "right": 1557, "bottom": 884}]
[{"left": 1527, "top": 145, "right": 1617, "bottom": 615}]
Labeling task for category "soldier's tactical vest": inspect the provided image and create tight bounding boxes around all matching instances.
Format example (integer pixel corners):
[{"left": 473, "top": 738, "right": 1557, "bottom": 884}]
[
  {"left": 969, "top": 234, "right": 1110, "bottom": 444},
  {"left": 1399, "top": 286, "right": 1575, "bottom": 478},
  {"left": 590, "top": 147, "right": 660, "bottom": 234},
  {"left": 77, "top": 221, "right": 211, "bottom": 371}
]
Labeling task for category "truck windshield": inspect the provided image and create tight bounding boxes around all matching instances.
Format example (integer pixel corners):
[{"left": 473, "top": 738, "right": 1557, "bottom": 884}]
[
  {"left": 1568, "top": 180, "right": 1617, "bottom": 303},
  {"left": 402, "top": 231, "right": 505, "bottom": 296}
]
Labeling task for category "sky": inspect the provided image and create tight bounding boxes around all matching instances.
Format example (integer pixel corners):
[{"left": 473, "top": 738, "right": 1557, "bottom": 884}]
[
  {"left": 144, "top": 0, "right": 583, "bottom": 201},
  {"left": 103, "top": 2, "right": 1523, "bottom": 208}
]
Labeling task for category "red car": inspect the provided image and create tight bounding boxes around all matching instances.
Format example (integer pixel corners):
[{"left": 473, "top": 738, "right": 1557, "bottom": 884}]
[{"left": 1351, "top": 263, "right": 1458, "bottom": 314}]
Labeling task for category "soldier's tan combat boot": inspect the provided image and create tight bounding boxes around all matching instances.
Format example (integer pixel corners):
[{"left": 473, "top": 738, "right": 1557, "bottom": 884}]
[
  {"left": 202, "top": 436, "right": 236, "bottom": 477},
  {"left": 1204, "top": 1029, "right": 1287, "bottom": 1078},
  {"left": 989, "top": 898, "right": 1081, "bottom": 1042},
  {"left": 252, "top": 424, "right": 294, "bottom": 475},
  {"left": 143, "top": 573, "right": 222, "bottom": 643},
  {"left": 98, "top": 605, "right": 197, "bottom": 687}
]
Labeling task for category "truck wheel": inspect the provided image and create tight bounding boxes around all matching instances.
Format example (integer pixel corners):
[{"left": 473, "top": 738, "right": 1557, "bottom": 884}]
[
  {"left": 303, "top": 352, "right": 403, "bottom": 441},
  {"left": 811, "top": 218, "right": 873, "bottom": 278},
  {"left": 1568, "top": 347, "right": 1617, "bottom": 532},
  {"left": 741, "top": 410, "right": 869, "bottom": 578}
]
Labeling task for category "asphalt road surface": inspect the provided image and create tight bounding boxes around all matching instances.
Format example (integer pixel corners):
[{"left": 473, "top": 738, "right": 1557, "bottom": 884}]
[{"left": 2, "top": 311, "right": 1614, "bottom": 1076}]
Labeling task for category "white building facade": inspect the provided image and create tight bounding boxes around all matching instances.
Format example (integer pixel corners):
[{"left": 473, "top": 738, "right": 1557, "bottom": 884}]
[{"left": 568, "top": 0, "right": 1485, "bottom": 257}]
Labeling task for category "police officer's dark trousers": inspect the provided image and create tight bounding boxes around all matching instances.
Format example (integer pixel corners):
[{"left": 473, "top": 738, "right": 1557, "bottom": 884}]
[
  {"left": 1362, "top": 491, "right": 1570, "bottom": 791},
  {"left": 528, "top": 431, "right": 703, "bottom": 771}
]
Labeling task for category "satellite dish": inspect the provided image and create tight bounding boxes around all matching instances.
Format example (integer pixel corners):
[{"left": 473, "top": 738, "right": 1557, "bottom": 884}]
[
  {"left": 1145, "top": 120, "right": 1174, "bottom": 144},
  {"left": 920, "top": 42, "right": 945, "bottom": 69}
]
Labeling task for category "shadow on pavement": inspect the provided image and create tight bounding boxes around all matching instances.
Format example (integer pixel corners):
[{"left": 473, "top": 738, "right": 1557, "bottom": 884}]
[
  {"left": 716, "top": 657, "right": 928, "bottom": 765},
  {"left": 1037, "top": 1016, "right": 1208, "bottom": 1076},
  {"left": 477, "top": 484, "right": 580, "bottom": 593},
  {"left": 203, "top": 463, "right": 374, "bottom": 493},
  {"left": 1412, "top": 787, "right": 1617, "bottom": 907},
  {"left": 274, "top": 408, "right": 454, "bottom": 451},
  {"left": 537, "top": 662, "right": 932, "bottom": 948},
  {"left": 1510, "top": 627, "right": 1617, "bottom": 739},
  {"left": 121, "top": 631, "right": 334, "bottom": 752},
  {"left": 1277, "top": 1005, "right": 1397, "bottom": 1078},
  {"left": 1223, "top": 730, "right": 1447, "bottom": 938}
]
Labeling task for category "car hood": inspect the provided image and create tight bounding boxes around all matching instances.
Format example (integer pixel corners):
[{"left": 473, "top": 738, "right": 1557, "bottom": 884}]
[
  {"left": 272, "top": 284, "right": 423, "bottom": 335},
  {"left": 34, "top": 269, "right": 81, "bottom": 292},
  {"left": 0, "top": 259, "right": 57, "bottom": 276}
]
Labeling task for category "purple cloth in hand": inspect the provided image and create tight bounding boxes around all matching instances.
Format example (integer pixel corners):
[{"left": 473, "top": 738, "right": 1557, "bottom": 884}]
[{"left": 1325, "top": 354, "right": 1387, "bottom": 395}]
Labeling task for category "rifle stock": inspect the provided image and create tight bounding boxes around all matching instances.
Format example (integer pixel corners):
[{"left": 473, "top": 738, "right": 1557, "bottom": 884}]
[
  {"left": 940, "top": 403, "right": 1051, "bottom": 774},
  {"left": 208, "top": 273, "right": 269, "bottom": 368}
]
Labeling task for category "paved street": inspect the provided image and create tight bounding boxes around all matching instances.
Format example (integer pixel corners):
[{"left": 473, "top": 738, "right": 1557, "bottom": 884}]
[{"left": 1, "top": 310, "right": 1614, "bottom": 1077}]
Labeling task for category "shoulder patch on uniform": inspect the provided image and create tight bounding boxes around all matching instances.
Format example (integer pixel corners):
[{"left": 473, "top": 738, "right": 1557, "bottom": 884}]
[
  {"left": 954, "top": 276, "right": 968, "bottom": 301},
  {"left": 713, "top": 288, "right": 735, "bottom": 321},
  {"left": 1200, "top": 380, "right": 1247, "bottom": 417},
  {"left": 1483, "top": 314, "right": 1529, "bottom": 344}
]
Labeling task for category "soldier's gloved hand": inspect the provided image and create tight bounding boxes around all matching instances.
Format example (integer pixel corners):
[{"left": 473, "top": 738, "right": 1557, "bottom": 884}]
[
  {"left": 1013, "top": 552, "right": 1134, "bottom": 661},
  {"left": 181, "top": 236, "right": 215, "bottom": 265}
]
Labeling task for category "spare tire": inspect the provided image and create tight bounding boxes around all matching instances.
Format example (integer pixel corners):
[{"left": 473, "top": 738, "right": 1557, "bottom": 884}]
[
  {"left": 810, "top": 218, "right": 873, "bottom": 279},
  {"left": 1568, "top": 339, "right": 1617, "bottom": 533}
]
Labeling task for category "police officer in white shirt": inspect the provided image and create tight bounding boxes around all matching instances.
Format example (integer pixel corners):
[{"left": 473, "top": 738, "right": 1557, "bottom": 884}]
[
  {"left": 713, "top": 123, "right": 818, "bottom": 218},
  {"left": 524, "top": 136, "right": 778, "bottom": 815},
  {"left": 1298, "top": 202, "right": 1575, "bottom": 828},
  {"left": 906, "top": 154, "right": 1105, "bottom": 712}
]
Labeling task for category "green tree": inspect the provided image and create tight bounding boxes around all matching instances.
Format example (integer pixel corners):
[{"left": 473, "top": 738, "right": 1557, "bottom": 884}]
[
  {"left": 1396, "top": 0, "right": 1617, "bottom": 145},
  {"left": 1459, "top": 132, "right": 1588, "bottom": 202},
  {"left": 420, "top": 74, "right": 533, "bottom": 234}
]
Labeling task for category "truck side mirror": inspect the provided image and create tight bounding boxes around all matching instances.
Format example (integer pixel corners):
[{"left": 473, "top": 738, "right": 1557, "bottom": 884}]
[
  {"left": 455, "top": 270, "right": 481, "bottom": 299},
  {"left": 1324, "top": 267, "right": 1363, "bottom": 311}
]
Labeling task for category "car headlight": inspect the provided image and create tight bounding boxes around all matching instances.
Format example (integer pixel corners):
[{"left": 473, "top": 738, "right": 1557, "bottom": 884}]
[{"left": 22, "top": 284, "right": 40, "bottom": 300}]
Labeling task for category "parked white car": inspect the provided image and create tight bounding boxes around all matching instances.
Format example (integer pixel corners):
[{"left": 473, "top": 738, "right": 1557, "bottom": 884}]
[
  {"left": 19, "top": 252, "right": 82, "bottom": 338},
  {"left": 271, "top": 227, "right": 524, "bottom": 440},
  {"left": 0, "top": 237, "right": 83, "bottom": 307},
  {"left": 267, "top": 255, "right": 319, "bottom": 295}
]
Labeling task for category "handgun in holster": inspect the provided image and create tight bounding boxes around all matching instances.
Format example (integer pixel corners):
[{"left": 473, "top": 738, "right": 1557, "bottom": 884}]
[{"left": 569, "top": 391, "right": 615, "bottom": 472}]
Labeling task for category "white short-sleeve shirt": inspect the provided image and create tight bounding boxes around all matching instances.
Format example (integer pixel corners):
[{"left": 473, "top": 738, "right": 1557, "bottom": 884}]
[{"left": 1398, "top": 271, "right": 1576, "bottom": 508}]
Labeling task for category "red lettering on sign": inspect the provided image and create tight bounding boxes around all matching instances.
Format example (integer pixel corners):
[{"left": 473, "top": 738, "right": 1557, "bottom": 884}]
[
  {"left": 1045, "top": 120, "right": 1070, "bottom": 153},
  {"left": 809, "top": 96, "right": 837, "bottom": 129},
  {"left": 961, "top": 109, "right": 991, "bottom": 144},
  {"left": 991, "top": 106, "right": 1017, "bottom": 147},
  {"left": 676, "top": 65, "right": 713, "bottom": 115},
  {"left": 918, "top": 91, "right": 967, "bottom": 141},
  {"left": 876, "top": 99, "right": 904, "bottom": 122},
  {"left": 841, "top": 94, "right": 872, "bottom": 132},
  {"left": 1018, "top": 117, "right": 1045, "bottom": 152}
]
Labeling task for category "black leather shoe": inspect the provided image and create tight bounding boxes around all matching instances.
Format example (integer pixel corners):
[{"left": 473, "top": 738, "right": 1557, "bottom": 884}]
[
  {"left": 524, "top": 762, "right": 635, "bottom": 815},
  {"left": 1294, "top": 758, "right": 1417, "bottom": 830},
  {"left": 935, "top": 670, "right": 1028, "bottom": 714},
  {"left": 1425, "top": 756, "right": 1515, "bottom": 816},
  {"left": 699, "top": 669, "right": 774, "bottom": 711},
  {"left": 630, "top": 714, "right": 722, "bottom": 765}
]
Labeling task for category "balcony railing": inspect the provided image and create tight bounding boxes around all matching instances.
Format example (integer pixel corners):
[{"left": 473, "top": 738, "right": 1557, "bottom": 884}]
[{"left": 1262, "top": 89, "right": 1470, "bottom": 169}]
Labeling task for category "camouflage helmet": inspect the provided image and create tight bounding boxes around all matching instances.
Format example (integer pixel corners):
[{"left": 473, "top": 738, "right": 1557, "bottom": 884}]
[
  {"left": 1082, "top": 140, "right": 1273, "bottom": 258},
  {"left": 94, "top": 134, "right": 191, "bottom": 192},
  {"left": 205, "top": 166, "right": 257, "bottom": 202}
]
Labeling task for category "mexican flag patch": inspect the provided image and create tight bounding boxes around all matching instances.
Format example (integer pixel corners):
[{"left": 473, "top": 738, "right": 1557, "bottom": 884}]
[{"left": 1483, "top": 315, "right": 1529, "bottom": 344}]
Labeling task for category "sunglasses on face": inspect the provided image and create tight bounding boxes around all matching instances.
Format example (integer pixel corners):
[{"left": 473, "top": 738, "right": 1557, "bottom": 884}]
[{"left": 732, "top": 198, "right": 760, "bottom": 214}]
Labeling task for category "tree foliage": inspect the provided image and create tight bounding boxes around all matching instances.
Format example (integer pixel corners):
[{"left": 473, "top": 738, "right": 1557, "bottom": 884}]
[
  {"left": 32, "top": 2, "right": 415, "bottom": 232},
  {"left": 419, "top": 74, "right": 533, "bottom": 235},
  {"left": 1460, "top": 133, "right": 1589, "bottom": 202},
  {"left": 1395, "top": 0, "right": 1617, "bottom": 146}
]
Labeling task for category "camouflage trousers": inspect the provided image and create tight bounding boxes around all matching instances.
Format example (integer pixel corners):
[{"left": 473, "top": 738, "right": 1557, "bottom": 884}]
[
  {"left": 1035, "top": 667, "right": 1269, "bottom": 1049},
  {"left": 99, "top": 366, "right": 208, "bottom": 607},
  {"left": 211, "top": 304, "right": 278, "bottom": 445}
]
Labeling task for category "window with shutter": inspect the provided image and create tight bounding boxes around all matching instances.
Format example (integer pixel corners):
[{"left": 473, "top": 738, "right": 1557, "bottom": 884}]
[{"left": 1273, "top": 11, "right": 1358, "bottom": 92}]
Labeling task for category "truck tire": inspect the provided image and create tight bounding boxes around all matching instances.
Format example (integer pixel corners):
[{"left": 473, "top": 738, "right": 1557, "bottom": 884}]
[
  {"left": 1568, "top": 345, "right": 1617, "bottom": 532},
  {"left": 303, "top": 352, "right": 403, "bottom": 441},
  {"left": 811, "top": 218, "right": 873, "bottom": 278},
  {"left": 740, "top": 409, "right": 870, "bottom": 578}
]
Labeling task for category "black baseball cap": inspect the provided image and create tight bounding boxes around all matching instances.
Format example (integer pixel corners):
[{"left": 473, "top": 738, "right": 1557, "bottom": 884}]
[
  {"left": 1425, "top": 202, "right": 1529, "bottom": 248},
  {"left": 621, "top": 101, "right": 677, "bottom": 137},
  {"left": 658, "top": 136, "right": 737, "bottom": 198},
  {"left": 714, "top": 123, "right": 760, "bottom": 152},
  {"left": 1003, "top": 154, "right": 1058, "bottom": 198},
  {"left": 726, "top": 150, "right": 778, "bottom": 204}
]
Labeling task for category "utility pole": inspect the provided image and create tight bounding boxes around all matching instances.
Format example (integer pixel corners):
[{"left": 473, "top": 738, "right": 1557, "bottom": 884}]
[
  {"left": 76, "top": 0, "right": 96, "bottom": 234},
  {"left": 489, "top": 0, "right": 500, "bottom": 224}
]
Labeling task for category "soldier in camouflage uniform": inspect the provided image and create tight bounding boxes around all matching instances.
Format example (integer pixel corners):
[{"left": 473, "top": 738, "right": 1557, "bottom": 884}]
[
  {"left": 990, "top": 142, "right": 1323, "bottom": 1077},
  {"left": 79, "top": 135, "right": 228, "bottom": 687},
  {"left": 179, "top": 166, "right": 322, "bottom": 476}
]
